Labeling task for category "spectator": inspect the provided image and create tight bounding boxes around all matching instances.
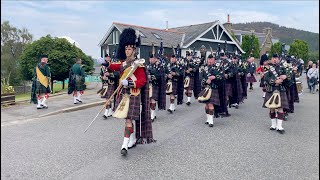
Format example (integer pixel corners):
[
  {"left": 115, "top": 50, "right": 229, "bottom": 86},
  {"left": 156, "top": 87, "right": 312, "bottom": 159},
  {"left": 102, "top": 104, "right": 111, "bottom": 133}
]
[{"left": 307, "top": 63, "right": 318, "bottom": 94}]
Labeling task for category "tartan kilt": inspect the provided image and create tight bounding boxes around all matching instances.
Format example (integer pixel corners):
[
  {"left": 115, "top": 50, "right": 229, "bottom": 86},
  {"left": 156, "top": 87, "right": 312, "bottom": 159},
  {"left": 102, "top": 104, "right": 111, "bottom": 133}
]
[
  {"left": 75, "top": 79, "right": 85, "bottom": 91},
  {"left": 263, "top": 90, "right": 289, "bottom": 109},
  {"left": 225, "top": 82, "right": 233, "bottom": 97},
  {"left": 184, "top": 76, "right": 194, "bottom": 91},
  {"left": 246, "top": 75, "right": 257, "bottom": 83},
  {"left": 199, "top": 89, "right": 220, "bottom": 106},
  {"left": 151, "top": 84, "right": 159, "bottom": 101},
  {"left": 115, "top": 88, "right": 141, "bottom": 121},
  {"left": 168, "top": 81, "right": 178, "bottom": 95},
  {"left": 35, "top": 81, "right": 51, "bottom": 94},
  {"left": 104, "top": 84, "right": 115, "bottom": 99}
]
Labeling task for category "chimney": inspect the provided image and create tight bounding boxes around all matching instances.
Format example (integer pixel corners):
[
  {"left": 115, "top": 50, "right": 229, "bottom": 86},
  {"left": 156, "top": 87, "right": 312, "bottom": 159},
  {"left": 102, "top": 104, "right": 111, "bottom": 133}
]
[
  {"left": 223, "top": 14, "right": 232, "bottom": 32},
  {"left": 166, "top": 21, "right": 168, "bottom": 30}
]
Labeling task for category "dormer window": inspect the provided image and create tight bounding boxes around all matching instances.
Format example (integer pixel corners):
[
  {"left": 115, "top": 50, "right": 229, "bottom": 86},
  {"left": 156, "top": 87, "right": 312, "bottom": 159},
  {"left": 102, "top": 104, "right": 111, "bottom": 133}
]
[
  {"left": 152, "top": 33, "right": 162, "bottom": 40},
  {"left": 139, "top": 31, "right": 146, "bottom": 38}
]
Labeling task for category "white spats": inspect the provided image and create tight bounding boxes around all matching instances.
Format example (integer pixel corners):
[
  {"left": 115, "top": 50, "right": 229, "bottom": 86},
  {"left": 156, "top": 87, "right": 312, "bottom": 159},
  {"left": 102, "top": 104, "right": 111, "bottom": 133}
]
[
  {"left": 169, "top": 103, "right": 175, "bottom": 111},
  {"left": 41, "top": 97, "right": 48, "bottom": 108},
  {"left": 128, "top": 133, "right": 136, "bottom": 148},
  {"left": 74, "top": 97, "right": 78, "bottom": 104},
  {"left": 276, "top": 119, "right": 284, "bottom": 130},
  {"left": 187, "top": 97, "right": 191, "bottom": 102},
  {"left": 271, "top": 119, "right": 277, "bottom": 129},
  {"left": 104, "top": 108, "right": 109, "bottom": 117},
  {"left": 151, "top": 110, "right": 156, "bottom": 120},
  {"left": 77, "top": 92, "right": 82, "bottom": 102},
  {"left": 37, "top": 99, "right": 43, "bottom": 109},
  {"left": 208, "top": 115, "right": 214, "bottom": 127},
  {"left": 263, "top": 92, "right": 266, "bottom": 98},
  {"left": 106, "top": 108, "right": 114, "bottom": 117},
  {"left": 206, "top": 114, "right": 209, "bottom": 124},
  {"left": 128, "top": 121, "right": 136, "bottom": 148},
  {"left": 121, "top": 137, "right": 130, "bottom": 151}
]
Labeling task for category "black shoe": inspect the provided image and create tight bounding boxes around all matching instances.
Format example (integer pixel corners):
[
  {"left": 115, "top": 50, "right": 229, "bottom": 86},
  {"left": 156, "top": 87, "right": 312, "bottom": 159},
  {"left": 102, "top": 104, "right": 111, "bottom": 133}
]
[
  {"left": 209, "top": 124, "right": 213, "bottom": 127},
  {"left": 41, "top": 105, "right": 48, "bottom": 109},
  {"left": 186, "top": 102, "right": 191, "bottom": 106},
  {"left": 277, "top": 129, "right": 285, "bottom": 134},
  {"left": 270, "top": 127, "right": 276, "bottom": 130},
  {"left": 167, "top": 109, "right": 173, "bottom": 114},
  {"left": 155, "top": 116, "right": 157, "bottom": 119},
  {"left": 151, "top": 118, "right": 155, "bottom": 122},
  {"left": 205, "top": 122, "right": 209, "bottom": 124},
  {"left": 121, "top": 148, "right": 127, "bottom": 156},
  {"left": 76, "top": 99, "right": 82, "bottom": 103},
  {"left": 214, "top": 114, "right": 220, "bottom": 118},
  {"left": 235, "top": 105, "right": 239, "bottom": 109},
  {"left": 102, "top": 115, "right": 108, "bottom": 119}
]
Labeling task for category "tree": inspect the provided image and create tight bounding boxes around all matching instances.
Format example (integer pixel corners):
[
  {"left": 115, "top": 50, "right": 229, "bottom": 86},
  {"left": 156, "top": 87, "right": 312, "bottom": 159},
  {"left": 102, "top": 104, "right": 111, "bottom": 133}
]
[
  {"left": 19, "top": 35, "right": 94, "bottom": 89},
  {"left": 270, "top": 42, "right": 282, "bottom": 59},
  {"left": 241, "top": 34, "right": 260, "bottom": 60},
  {"left": 308, "top": 51, "right": 319, "bottom": 62},
  {"left": 1, "top": 21, "right": 33, "bottom": 85},
  {"left": 288, "top": 39, "right": 309, "bottom": 61}
]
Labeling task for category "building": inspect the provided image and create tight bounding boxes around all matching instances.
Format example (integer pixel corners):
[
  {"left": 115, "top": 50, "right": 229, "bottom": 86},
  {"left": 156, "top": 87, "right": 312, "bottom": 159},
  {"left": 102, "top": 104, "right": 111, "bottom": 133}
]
[
  {"left": 98, "top": 17, "right": 280, "bottom": 61},
  {"left": 98, "top": 21, "right": 245, "bottom": 62},
  {"left": 223, "top": 14, "right": 280, "bottom": 56}
]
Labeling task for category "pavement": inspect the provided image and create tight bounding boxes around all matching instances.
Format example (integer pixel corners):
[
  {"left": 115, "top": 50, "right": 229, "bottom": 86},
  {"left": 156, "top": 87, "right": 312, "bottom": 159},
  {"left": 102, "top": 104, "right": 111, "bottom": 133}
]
[
  {"left": 1, "top": 74, "right": 319, "bottom": 180},
  {"left": 1, "top": 82, "right": 104, "bottom": 126}
]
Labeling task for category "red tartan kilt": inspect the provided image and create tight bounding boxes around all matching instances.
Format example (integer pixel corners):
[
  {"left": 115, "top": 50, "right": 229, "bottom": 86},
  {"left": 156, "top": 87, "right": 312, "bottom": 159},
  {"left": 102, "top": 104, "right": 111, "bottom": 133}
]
[
  {"left": 104, "top": 84, "right": 115, "bottom": 99},
  {"left": 246, "top": 75, "right": 257, "bottom": 83},
  {"left": 115, "top": 88, "right": 141, "bottom": 121},
  {"left": 263, "top": 91, "right": 289, "bottom": 109},
  {"left": 184, "top": 76, "right": 194, "bottom": 91},
  {"left": 151, "top": 85, "right": 159, "bottom": 101},
  {"left": 202, "top": 89, "right": 220, "bottom": 106},
  {"left": 225, "top": 83, "right": 233, "bottom": 97}
]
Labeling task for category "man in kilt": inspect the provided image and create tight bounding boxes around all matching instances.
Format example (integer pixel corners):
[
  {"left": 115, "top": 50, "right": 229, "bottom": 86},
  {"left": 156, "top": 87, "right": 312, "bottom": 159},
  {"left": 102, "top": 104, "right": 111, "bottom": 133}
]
[
  {"left": 68, "top": 58, "right": 86, "bottom": 104},
  {"left": 103, "top": 28, "right": 155, "bottom": 156},
  {"left": 30, "top": 54, "right": 51, "bottom": 109},
  {"left": 263, "top": 54, "right": 289, "bottom": 134},
  {"left": 216, "top": 50, "right": 232, "bottom": 117},
  {"left": 246, "top": 57, "right": 257, "bottom": 90},
  {"left": 99, "top": 54, "right": 116, "bottom": 119},
  {"left": 238, "top": 57, "right": 248, "bottom": 99},
  {"left": 184, "top": 51, "right": 196, "bottom": 106},
  {"left": 165, "top": 54, "right": 183, "bottom": 113},
  {"left": 282, "top": 56, "right": 300, "bottom": 120},
  {"left": 199, "top": 54, "right": 223, "bottom": 127},
  {"left": 229, "top": 55, "right": 244, "bottom": 108},
  {"left": 147, "top": 54, "right": 166, "bottom": 122}
]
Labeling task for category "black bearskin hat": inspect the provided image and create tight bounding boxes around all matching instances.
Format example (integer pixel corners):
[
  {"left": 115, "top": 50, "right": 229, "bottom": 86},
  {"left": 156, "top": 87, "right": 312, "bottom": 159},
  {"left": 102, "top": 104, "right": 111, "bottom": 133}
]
[
  {"left": 116, "top": 28, "right": 141, "bottom": 60},
  {"left": 40, "top": 54, "right": 48, "bottom": 59}
]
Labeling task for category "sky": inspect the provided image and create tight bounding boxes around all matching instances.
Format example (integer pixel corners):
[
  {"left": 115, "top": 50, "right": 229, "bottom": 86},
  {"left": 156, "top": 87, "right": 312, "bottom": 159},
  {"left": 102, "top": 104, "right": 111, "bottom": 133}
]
[{"left": 1, "top": 0, "right": 319, "bottom": 59}]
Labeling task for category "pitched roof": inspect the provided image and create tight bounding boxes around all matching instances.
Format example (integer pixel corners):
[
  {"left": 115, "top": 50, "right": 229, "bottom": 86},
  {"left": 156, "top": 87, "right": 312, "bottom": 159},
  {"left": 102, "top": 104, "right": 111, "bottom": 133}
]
[
  {"left": 113, "top": 22, "right": 184, "bottom": 48},
  {"left": 169, "top": 21, "right": 218, "bottom": 46}
]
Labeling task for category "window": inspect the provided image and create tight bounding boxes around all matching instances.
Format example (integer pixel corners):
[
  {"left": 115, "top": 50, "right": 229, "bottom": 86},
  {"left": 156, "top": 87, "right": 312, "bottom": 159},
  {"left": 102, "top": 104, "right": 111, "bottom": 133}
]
[
  {"left": 152, "top": 33, "right": 162, "bottom": 40},
  {"left": 139, "top": 31, "right": 146, "bottom": 38}
]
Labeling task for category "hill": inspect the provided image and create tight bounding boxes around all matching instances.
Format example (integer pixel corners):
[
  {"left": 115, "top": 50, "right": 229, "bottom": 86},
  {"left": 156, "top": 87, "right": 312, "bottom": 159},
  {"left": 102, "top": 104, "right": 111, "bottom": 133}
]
[{"left": 232, "top": 22, "right": 319, "bottom": 52}]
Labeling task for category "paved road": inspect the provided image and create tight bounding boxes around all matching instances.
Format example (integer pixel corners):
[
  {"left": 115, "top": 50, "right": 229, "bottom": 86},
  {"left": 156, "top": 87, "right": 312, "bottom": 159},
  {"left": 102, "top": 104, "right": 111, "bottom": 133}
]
[{"left": 1, "top": 75, "right": 319, "bottom": 180}]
